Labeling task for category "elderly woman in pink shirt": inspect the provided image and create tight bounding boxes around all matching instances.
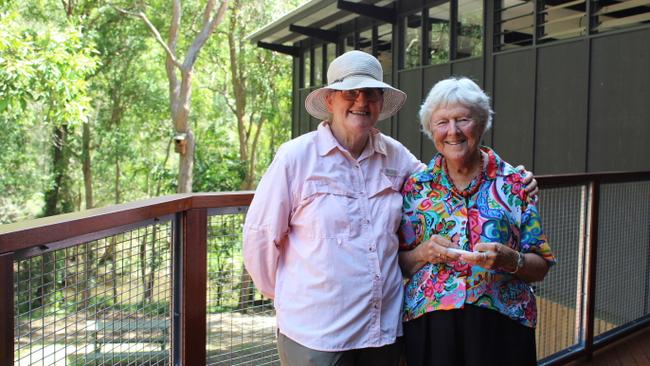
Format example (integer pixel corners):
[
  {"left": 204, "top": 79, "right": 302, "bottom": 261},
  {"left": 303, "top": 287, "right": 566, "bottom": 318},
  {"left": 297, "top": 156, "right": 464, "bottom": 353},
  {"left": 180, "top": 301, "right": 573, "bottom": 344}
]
[{"left": 243, "top": 52, "right": 534, "bottom": 366}]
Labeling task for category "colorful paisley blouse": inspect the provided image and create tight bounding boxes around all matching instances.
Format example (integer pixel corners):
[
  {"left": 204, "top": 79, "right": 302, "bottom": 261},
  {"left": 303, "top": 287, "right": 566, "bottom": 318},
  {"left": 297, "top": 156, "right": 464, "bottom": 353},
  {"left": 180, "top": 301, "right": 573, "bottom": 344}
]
[{"left": 399, "top": 147, "right": 555, "bottom": 328}]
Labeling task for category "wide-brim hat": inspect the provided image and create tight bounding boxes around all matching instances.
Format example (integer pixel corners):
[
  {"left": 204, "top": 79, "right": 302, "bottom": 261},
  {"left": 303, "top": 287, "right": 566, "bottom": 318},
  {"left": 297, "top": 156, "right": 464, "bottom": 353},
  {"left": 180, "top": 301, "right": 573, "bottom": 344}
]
[{"left": 305, "top": 50, "right": 407, "bottom": 121}]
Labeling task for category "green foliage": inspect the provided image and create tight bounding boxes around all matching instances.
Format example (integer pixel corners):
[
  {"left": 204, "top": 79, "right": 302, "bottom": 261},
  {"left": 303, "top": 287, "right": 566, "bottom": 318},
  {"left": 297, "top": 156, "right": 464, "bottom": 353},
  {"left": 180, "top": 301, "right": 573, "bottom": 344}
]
[
  {"left": 1, "top": 0, "right": 299, "bottom": 221},
  {"left": 0, "top": 7, "right": 98, "bottom": 221}
]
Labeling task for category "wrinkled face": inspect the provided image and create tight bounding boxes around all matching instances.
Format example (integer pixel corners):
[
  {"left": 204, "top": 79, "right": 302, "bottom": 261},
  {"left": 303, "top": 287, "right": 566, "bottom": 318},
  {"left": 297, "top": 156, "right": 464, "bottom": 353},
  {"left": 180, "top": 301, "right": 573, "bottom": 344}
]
[
  {"left": 325, "top": 88, "right": 384, "bottom": 135},
  {"left": 429, "top": 103, "right": 483, "bottom": 164}
]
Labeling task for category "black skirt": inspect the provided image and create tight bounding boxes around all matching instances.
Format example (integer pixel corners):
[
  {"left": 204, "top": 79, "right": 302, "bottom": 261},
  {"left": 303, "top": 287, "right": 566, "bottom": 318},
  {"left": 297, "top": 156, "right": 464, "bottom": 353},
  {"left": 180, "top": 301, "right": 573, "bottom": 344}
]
[{"left": 403, "top": 304, "right": 537, "bottom": 366}]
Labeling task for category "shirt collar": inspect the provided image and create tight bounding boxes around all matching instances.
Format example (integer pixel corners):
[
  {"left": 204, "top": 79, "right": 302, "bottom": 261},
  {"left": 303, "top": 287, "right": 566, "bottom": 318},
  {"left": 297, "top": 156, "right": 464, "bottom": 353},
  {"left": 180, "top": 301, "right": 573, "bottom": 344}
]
[
  {"left": 316, "top": 121, "right": 387, "bottom": 157},
  {"left": 418, "top": 146, "right": 501, "bottom": 184}
]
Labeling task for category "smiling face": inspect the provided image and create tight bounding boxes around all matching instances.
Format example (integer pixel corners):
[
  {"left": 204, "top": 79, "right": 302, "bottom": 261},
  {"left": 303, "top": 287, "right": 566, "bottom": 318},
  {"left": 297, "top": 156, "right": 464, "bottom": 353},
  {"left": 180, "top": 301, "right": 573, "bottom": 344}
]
[
  {"left": 325, "top": 89, "right": 383, "bottom": 137},
  {"left": 429, "top": 103, "right": 484, "bottom": 166}
]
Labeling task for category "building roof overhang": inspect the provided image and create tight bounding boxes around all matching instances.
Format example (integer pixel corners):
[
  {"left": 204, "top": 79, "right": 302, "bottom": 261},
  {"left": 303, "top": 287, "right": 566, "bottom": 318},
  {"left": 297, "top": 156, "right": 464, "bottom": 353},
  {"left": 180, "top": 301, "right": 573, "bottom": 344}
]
[{"left": 247, "top": 0, "right": 395, "bottom": 55}]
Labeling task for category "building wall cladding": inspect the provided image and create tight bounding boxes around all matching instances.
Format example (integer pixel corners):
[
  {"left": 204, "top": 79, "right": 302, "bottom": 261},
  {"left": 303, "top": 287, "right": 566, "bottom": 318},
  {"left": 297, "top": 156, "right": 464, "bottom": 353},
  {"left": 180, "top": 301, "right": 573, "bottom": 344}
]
[{"left": 291, "top": 1, "right": 650, "bottom": 175}]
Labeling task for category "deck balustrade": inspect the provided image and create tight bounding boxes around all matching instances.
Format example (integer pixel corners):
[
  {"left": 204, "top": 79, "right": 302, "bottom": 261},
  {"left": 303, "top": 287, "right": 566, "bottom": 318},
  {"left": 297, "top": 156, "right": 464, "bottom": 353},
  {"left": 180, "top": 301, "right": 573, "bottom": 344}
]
[{"left": 1, "top": 172, "right": 649, "bottom": 365}]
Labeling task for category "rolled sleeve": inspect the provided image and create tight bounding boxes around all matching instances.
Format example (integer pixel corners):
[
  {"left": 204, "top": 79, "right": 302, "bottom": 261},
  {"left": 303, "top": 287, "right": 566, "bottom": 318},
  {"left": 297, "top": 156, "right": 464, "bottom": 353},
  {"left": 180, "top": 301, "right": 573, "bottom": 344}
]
[
  {"left": 243, "top": 150, "right": 292, "bottom": 299},
  {"left": 520, "top": 201, "right": 556, "bottom": 265}
]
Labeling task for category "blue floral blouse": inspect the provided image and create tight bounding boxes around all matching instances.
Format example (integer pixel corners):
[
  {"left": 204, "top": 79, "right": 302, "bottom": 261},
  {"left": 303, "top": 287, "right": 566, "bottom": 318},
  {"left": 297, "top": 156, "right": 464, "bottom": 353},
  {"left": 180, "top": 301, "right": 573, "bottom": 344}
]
[{"left": 399, "top": 147, "right": 555, "bottom": 328}]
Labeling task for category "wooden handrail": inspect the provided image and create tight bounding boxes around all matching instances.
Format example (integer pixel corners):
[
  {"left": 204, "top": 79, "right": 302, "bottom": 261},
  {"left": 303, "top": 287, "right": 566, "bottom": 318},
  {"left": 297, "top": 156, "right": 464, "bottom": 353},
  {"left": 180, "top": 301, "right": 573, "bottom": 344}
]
[
  {"left": 0, "top": 171, "right": 650, "bottom": 254},
  {"left": 537, "top": 170, "right": 650, "bottom": 187},
  {"left": 3, "top": 171, "right": 650, "bottom": 252},
  {"left": 0, "top": 192, "right": 253, "bottom": 254}
]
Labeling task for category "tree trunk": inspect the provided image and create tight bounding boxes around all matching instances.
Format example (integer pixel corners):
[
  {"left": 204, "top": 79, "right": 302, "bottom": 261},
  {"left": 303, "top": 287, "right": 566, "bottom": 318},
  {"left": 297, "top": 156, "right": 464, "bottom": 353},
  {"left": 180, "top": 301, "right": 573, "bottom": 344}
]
[
  {"left": 81, "top": 242, "right": 94, "bottom": 310},
  {"left": 38, "top": 124, "right": 73, "bottom": 309},
  {"left": 115, "top": 156, "right": 121, "bottom": 203},
  {"left": 140, "top": 227, "right": 148, "bottom": 303},
  {"left": 82, "top": 121, "right": 93, "bottom": 209},
  {"left": 176, "top": 128, "right": 194, "bottom": 193},
  {"left": 43, "top": 124, "right": 73, "bottom": 216},
  {"left": 144, "top": 227, "right": 158, "bottom": 303}
]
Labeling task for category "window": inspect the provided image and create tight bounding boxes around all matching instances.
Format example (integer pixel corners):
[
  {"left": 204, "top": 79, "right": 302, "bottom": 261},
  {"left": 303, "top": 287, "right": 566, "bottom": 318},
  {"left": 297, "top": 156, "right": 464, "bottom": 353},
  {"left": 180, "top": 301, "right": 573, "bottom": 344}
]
[
  {"left": 404, "top": 11, "right": 423, "bottom": 69},
  {"left": 428, "top": 2, "right": 450, "bottom": 64},
  {"left": 345, "top": 35, "right": 355, "bottom": 53},
  {"left": 377, "top": 23, "right": 393, "bottom": 72},
  {"left": 314, "top": 45, "right": 323, "bottom": 86},
  {"left": 359, "top": 28, "right": 373, "bottom": 53},
  {"left": 592, "top": 0, "right": 650, "bottom": 33},
  {"left": 457, "top": 0, "right": 483, "bottom": 58},
  {"left": 495, "top": 0, "right": 535, "bottom": 51},
  {"left": 537, "top": 0, "right": 586, "bottom": 43},
  {"left": 303, "top": 50, "right": 311, "bottom": 88},
  {"left": 326, "top": 43, "right": 337, "bottom": 73}
]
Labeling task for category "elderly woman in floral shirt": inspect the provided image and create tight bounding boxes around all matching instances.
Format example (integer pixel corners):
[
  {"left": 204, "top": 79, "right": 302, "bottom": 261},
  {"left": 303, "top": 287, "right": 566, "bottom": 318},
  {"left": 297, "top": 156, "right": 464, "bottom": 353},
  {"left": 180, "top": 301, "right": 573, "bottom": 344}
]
[{"left": 398, "top": 77, "right": 555, "bottom": 366}]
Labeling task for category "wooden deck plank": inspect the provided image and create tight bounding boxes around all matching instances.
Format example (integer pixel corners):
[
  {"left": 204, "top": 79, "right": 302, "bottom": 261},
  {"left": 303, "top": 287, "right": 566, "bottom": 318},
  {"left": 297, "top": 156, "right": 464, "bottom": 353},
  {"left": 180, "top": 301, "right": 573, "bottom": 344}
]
[{"left": 568, "top": 326, "right": 650, "bottom": 366}]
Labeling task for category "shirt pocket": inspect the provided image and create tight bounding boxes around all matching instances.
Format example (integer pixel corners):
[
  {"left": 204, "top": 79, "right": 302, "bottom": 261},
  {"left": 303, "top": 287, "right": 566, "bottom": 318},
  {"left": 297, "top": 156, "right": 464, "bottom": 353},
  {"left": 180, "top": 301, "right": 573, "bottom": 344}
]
[
  {"left": 292, "top": 178, "right": 355, "bottom": 240},
  {"left": 368, "top": 168, "right": 405, "bottom": 235}
]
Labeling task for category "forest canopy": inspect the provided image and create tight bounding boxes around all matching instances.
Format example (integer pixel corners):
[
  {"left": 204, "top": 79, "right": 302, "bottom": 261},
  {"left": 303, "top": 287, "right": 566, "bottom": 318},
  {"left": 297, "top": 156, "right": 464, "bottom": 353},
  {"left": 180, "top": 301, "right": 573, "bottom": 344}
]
[{"left": 0, "top": 0, "right": 303, "bottom": 224}]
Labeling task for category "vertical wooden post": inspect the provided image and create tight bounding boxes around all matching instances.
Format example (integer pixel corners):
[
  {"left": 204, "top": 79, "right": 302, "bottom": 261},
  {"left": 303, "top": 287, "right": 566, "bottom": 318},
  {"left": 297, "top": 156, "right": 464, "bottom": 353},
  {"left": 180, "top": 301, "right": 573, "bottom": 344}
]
[
  {"left": 584, "top": 181, "right": 600, "bottom": 360},
  {"left": 0, "top": 252, "right": 14, "bottom": 365},
  {"left": 180, "top": 208, "right": 208, "bottom": 365}
]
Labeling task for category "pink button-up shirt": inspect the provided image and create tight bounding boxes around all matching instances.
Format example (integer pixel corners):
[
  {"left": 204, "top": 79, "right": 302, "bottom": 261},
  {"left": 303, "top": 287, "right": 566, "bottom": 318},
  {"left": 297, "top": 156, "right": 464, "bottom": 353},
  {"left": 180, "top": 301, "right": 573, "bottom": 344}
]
[{"left": 243, "top": 122, "right": 423, "bottom": 351}]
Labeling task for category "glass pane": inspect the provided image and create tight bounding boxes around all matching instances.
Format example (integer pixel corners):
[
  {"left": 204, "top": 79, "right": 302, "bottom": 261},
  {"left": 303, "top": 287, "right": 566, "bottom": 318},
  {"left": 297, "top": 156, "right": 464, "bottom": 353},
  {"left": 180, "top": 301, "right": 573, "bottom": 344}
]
[
  {"left": 359, "top": 28, "right": 372, "bottom": 54},
  {"left": 326, "top": 43, "right": 337, "bottom": 78},
  {"left": 314, "top": 45, "right": 323, "bottom": 86},
  {"left": 404, "top": 11, "right": 422, "bottom": 69},
  {"left": 303, "top": 50, "right": 311, "bottom": 88},
  {"left": 593, "top": 0, "right": 650, "bottom": 33},
  {"left": 377, "top": 23, "right": 393, "bottom": 73},
  {"left": 457, "top": 0, "right": 483, "bottom": 58},
  {"left": 495, "top": 0, "right": 535, "bottom": 51},
  {"left": 538, "top": 0, "right": 586, "bottom": 43},
  {"left": 345, "top": 35, "right": 355, "bottom": 53},
  {"left": 429, "top": 2, "right": 450, "bottom": 65}
]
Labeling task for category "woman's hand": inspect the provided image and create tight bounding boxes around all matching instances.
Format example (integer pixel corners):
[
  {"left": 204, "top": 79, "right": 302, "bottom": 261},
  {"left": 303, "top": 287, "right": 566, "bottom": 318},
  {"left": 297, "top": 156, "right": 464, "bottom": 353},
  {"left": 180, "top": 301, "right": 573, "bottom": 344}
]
[
  {"left": 516, "top": 165, "right": 538, "bottom": 197},
  {"left": 460, "top": 242, "right": 519, "bottom": 272},
  {"left": 461, "top": 242, "right": 551, "bottom": 282},
  {"left": 399, "top": 235, "right": 462, "bottom": 277},
  {"left": 416, "top": 235, "right": 462, "bottom": 264}
]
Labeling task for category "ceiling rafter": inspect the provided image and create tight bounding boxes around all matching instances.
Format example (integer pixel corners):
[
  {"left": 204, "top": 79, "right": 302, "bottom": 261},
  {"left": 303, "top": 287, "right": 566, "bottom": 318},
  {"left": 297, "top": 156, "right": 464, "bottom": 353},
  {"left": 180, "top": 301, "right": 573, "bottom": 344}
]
[
  {"left": 336, "top": 0, "right": 397, "bottom": 24},
  {"left": 256, "top": 42, "right": 301, "bottom": 57},
  {"left": 289, "top": 24, "right": 339, "bottom": 43}
]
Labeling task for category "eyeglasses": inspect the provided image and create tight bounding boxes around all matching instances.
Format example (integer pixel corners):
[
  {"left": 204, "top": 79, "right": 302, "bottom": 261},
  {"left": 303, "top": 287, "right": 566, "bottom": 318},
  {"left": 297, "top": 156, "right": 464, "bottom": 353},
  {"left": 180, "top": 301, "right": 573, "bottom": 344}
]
[
  {"left": 432, "top": 117, "right": 475, "bottom": 129},
  {"left": 338, "top": 88, "right": 384, "bottom": 102}
]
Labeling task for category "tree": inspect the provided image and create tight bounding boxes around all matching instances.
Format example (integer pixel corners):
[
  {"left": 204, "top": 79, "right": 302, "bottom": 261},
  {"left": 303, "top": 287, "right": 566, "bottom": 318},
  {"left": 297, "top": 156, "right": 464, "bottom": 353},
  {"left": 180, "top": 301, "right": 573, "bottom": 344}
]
[
  {"left": 117, "top": 0, "right": 228, "bottom": 193},
  {"left": 205, "top": 0, "right": 296, "bottom": 190}
]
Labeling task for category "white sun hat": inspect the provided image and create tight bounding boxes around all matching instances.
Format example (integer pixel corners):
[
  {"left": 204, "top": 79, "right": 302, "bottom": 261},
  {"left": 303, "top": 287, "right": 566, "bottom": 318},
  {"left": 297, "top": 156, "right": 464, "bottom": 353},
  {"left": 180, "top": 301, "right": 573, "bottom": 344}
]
[{"left": 304, "top": 50, "right": 407, "bottom": 121}]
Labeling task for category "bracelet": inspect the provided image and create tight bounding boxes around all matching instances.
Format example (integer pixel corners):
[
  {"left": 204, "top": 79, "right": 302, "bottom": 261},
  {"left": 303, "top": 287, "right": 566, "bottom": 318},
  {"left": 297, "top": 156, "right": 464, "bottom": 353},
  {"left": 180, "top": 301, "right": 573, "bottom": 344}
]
[{"left": 507, "top": 252, "right": 525, "bottom": 274}]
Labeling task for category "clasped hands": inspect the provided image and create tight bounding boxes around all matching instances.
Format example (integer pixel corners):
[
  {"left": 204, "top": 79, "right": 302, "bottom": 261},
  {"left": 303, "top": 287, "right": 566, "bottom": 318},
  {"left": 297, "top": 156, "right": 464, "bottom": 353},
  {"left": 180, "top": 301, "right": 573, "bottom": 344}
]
[{"left": 417, "top": 235, "right": 519, "bottom": 272}]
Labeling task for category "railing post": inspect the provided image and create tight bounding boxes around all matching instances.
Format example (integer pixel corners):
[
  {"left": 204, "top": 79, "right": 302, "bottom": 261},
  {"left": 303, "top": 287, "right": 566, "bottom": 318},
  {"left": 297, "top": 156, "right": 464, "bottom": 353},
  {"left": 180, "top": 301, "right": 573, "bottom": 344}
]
[
  {"left": 584, "top": 180, "right": 600, "bottom": 360},
  {"left": 0, "top": 252, "right": 14, "bottom": 365},
  {"left": 177, "top": 208, "right": 208, "bottom": 365}
]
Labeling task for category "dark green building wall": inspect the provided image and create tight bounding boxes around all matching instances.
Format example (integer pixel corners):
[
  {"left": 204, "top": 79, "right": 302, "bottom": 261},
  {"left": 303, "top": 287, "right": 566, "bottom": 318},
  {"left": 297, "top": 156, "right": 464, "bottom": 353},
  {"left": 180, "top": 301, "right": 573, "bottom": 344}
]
[{"left": 291, "top": 9, "right": 650, "bottom": 175}]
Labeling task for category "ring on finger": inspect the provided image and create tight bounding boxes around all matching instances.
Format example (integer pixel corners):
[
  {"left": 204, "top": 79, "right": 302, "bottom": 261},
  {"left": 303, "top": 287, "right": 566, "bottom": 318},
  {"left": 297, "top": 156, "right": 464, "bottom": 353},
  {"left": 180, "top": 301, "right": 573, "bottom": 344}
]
[{"left": 482, "top": 252, "right": 487, "bottom": 261}]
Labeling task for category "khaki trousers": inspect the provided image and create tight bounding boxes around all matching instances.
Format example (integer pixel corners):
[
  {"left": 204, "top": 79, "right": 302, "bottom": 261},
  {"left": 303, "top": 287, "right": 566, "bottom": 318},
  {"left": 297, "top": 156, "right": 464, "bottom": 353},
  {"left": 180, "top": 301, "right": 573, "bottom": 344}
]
[{"left": 277, "top": 332, "right": 403, "bottom": 366}]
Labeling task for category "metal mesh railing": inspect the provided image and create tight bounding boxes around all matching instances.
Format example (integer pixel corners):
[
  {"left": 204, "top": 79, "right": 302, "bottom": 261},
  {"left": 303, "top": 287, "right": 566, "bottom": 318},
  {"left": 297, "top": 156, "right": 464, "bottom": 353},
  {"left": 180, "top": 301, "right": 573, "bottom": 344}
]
[
  {"left": 535, "top": 185, "right": 588, "bottom": 359},
  {"left": 593, "top": 180, "right": 650, "bottom": 337},
  {"left": 14, "top": 220, "right": 173, "bottom": 366},
  {"left": 4, "top": 178, "right": 650, "bottom": 366},
  {"left": 206, "top": 208, "right": 278, "bottom": 366}
]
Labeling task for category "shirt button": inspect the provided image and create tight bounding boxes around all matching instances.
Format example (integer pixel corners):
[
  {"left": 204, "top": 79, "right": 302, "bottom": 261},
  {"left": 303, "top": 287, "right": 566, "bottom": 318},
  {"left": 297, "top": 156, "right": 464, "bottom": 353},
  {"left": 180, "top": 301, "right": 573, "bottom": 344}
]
[
  {"left": 374, "top": 304, "right": 379, "bottom": 309},
  {"left": 375, "top": 274, "right": 380, "bottom": 279},
  {"left": 364, "top": 219, "right": 370, "bottom": 224}
]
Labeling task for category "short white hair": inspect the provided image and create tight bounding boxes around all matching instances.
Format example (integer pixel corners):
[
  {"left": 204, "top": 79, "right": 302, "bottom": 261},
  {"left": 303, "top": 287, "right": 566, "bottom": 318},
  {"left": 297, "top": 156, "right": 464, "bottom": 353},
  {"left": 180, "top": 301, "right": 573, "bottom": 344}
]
[{"left": 419, "top": 77, "right": 494, "bottom": 139}]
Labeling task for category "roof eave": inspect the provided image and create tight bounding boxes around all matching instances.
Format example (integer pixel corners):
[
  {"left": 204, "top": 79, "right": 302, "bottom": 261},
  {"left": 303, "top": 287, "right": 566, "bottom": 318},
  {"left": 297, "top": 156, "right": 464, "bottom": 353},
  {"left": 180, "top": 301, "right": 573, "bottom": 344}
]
[{"left": 246, "top": 0, "right": 337, "bottom": 44}]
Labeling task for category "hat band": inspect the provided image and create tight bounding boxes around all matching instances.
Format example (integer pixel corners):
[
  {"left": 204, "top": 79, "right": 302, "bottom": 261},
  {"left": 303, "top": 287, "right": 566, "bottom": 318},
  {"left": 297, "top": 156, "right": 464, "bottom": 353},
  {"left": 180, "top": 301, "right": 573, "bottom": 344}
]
[{"left": 331, "top": 72, "right": 379, "bottom": 84}]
